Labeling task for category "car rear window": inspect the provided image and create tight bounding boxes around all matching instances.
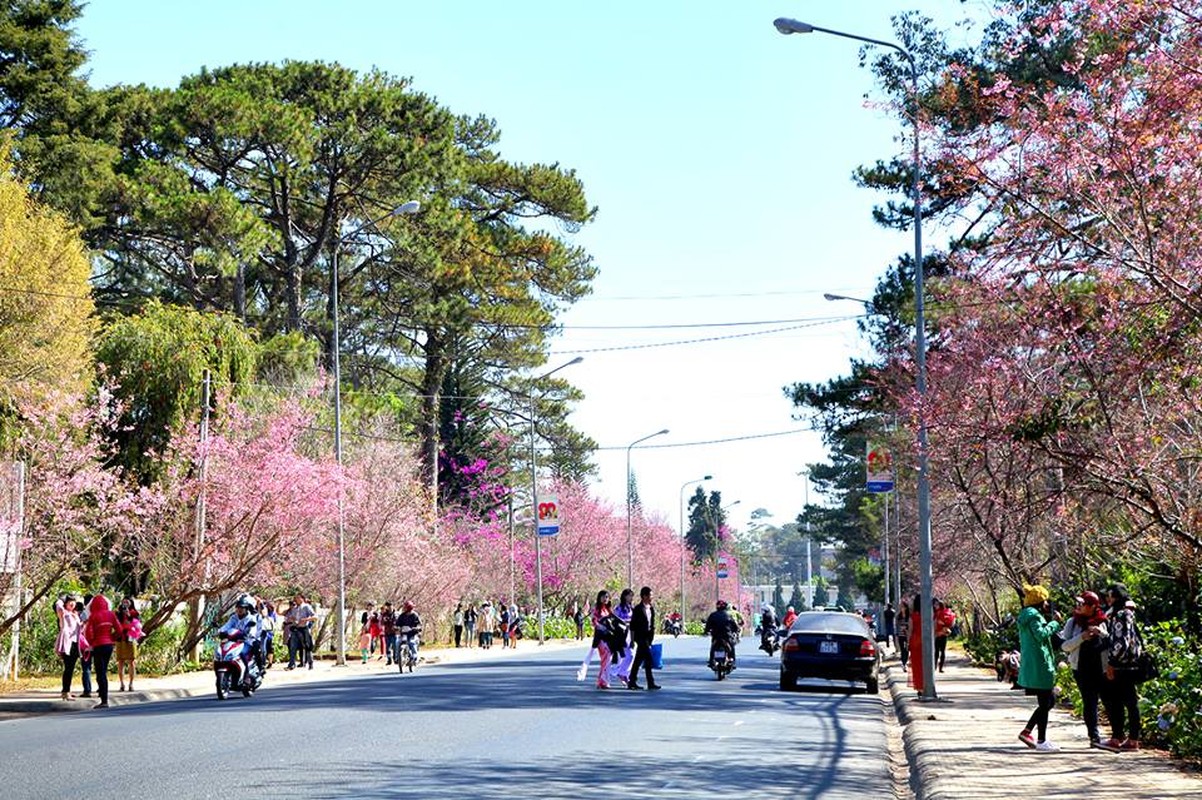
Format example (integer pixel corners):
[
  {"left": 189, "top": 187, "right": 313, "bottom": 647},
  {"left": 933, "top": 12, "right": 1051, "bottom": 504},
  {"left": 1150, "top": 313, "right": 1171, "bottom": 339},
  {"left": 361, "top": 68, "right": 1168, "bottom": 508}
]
[{"left": 789, "top": 612, "right": 869, "bottom": 636}]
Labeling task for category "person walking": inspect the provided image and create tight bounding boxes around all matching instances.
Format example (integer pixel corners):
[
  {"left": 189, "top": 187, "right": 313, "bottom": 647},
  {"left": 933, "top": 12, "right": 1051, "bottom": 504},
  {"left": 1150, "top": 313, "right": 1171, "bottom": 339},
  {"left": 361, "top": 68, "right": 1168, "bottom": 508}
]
[
  {"left": 78, "top": 593, "right": 94, "bottom": 698},
  {"left": 453, "top": 603, "right": 464, "bottom": 648},
  {"left": 1099, "top": 583, "right": 1144, "bottom": 751},
  {"left": 367, "top": 607, "right": 383, "bottom": 658},
  {"left": 573, "top": 602, "right": 585, "bottom": 640},
  {"left": 82, "top": 595, "right": 123, "bottom": 709},
  {"left": 591, "top": 590, "right": 615, "bottom": 689},
  {"left": 499, "top": 603, "right": 511, "bottom": 649},
  {"left": 610, "top": 589, "right": 635, "bottom": 687},
  {"left": 380, "top": 602, "right": 397, "bottom": 665},
  {"left": 1016, "top": 584, "right": 1062, "bottom": 752},
  {"left": 1059, "top": 590, "right": 1109, "bottom": 748},
  {"left": 114, "top": 596, "right": 140, "bottom": 692},
  {"left": 54, "top": 594, "right": 82, "bottom": 700},
  {"left": 464, "top": 604, "right": 477, "bottom": 648},
  {"left": 908, "top": 595, "right": 924, "bottom": 693},
  {"left": 285, "top": 594, "right": 317, "bottom": 669},
  {"left": 259, "top": 601, "right": 277, "bottom": 668},
  {"left": 896, "top": 599, "right": 911, "bottom": 670},
  {"left": 480, "top": 601, "right": 495, "bottom": 649},
  {"left": 628, "top": 587, "right": 660, "bottom": 690},
  {"left": 934, "top": 599, "right": 956, "bottom": 673},
  {"left": 883, "top": 602, "right": 896, "bottom": 651}
]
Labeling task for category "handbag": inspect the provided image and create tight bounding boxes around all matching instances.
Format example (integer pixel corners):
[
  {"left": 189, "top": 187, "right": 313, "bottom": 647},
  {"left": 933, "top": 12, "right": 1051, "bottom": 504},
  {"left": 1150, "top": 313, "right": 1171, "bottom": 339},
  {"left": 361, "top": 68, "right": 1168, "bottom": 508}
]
[{"left": 1134, "top": 651, "right": 1159, "bottom": 684}]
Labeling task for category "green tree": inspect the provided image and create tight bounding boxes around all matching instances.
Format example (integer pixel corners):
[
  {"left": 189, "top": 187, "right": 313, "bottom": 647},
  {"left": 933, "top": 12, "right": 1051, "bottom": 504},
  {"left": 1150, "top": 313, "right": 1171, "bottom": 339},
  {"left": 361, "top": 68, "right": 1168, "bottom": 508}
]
[
  {"left": 0, "top": 149, "right": 96, "bottom": 407},
  {"left": 686, "top": 488, "right": 727, "bottom": 561},
  {"left": 813, "top": 577, "right": 829, "bottom": 608},
  {"left": 788, "top": 581, "right": 804, "bottom": 613},
  {"left": 0, "top": 0, "right": 117, "bottom": 226},
  {"left": 772, "top": 578, "right": 785, "bottom": 616},
  {"left": 95, "top": 301, "right": 258, "bottom": 481}
]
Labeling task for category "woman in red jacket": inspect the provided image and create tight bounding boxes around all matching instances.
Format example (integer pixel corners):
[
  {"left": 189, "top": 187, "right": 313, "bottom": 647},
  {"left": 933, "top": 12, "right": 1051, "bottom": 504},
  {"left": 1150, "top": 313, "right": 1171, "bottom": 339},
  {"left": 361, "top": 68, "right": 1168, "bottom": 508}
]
[{"left": 83, "top": 595, "right": 123, "bottom": 709}]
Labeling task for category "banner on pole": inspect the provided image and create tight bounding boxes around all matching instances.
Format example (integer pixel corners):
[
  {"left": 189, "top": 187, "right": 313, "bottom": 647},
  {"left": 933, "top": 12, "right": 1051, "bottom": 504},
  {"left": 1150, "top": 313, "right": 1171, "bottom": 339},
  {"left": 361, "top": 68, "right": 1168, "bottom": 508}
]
[
  {"left": 536, "top": 494, "right": 560, "bottom": 536},
  {"left": 716, "top": 552, "right": 729, "bottom": 579},
  {"left": 866, "top": 441, "right": 895, "bottom": 493}
]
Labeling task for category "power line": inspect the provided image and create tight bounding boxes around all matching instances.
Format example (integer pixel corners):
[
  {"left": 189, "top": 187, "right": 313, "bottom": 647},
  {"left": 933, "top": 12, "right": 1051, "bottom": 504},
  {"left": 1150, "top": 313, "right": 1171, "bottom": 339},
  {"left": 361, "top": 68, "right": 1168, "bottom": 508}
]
[{"left": 596, "top": 427, "right": 815, "bottom": 450}]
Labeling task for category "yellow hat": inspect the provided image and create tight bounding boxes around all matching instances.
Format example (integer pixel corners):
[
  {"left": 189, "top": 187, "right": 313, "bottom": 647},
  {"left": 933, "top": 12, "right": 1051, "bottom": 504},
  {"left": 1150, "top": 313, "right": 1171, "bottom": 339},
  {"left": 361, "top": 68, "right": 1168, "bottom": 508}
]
[{"left": 1023, "top": 584, "right": 1049, "bottom": 607}]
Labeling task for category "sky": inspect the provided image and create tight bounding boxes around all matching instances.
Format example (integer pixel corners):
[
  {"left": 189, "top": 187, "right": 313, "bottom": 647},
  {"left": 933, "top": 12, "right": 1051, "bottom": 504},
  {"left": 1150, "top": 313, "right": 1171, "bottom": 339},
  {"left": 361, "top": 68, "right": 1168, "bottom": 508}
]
[{"left": 74, "top": 0, "right": 987, "bottom": 536}]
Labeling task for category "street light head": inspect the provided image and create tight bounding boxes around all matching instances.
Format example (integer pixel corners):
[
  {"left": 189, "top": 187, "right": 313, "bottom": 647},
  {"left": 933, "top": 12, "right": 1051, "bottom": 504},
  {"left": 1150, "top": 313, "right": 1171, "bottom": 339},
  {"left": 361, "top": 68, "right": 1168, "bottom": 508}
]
[
  {"left": 394, "top": 201, "right": 421, "bottom": 215},
  {"left": 822, "top": 293, "right": 843, "bottom": 302},
  {"left": 656, "top": 428, "right": 670, "bottom": 436},
  {"left": 567, "top": 356, "right": 584, "bottom": 366},
  {"left": 774, "top": 17, "right": 814, "bottom": 35},
  {"left": 704, "top": 474, "right": 713, "bottom": 480}
]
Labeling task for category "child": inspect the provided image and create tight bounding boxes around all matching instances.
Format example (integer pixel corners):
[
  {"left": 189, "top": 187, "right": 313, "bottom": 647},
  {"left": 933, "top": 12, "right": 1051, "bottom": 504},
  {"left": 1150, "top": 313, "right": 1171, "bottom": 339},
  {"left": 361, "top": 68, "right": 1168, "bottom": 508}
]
[{"left": 358, "top": 626, "right": 372, "bottom": 664}]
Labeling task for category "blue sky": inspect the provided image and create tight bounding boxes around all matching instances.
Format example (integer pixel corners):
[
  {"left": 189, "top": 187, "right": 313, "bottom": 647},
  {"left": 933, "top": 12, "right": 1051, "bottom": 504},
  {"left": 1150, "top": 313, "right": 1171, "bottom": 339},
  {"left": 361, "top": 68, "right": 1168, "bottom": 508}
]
[{"left": 76, "top": 1, "right": 983, "bottom": 541}]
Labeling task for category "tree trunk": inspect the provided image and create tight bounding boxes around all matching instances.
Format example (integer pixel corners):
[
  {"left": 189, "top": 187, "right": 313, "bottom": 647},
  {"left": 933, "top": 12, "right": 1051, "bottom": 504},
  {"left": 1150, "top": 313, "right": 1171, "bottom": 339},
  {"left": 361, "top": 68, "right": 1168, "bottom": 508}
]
[{"left": 420, "top": 332, "right": 446, "bottom": 510}]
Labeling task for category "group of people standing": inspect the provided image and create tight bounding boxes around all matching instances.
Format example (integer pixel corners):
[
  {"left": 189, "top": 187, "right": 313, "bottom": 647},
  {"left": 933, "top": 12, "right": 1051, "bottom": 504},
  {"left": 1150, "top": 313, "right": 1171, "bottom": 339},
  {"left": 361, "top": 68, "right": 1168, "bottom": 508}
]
[
  {"left": 578, "top": 586, "right": 660, "bottom": 690},
  {"left": 1016, "top": 582, "right": 1147, "bottom": 753},
  {"left": 53, "top": 593, "right": 143, "bottom": 710},
  {"left": 452, "top": 600, "right": 523, "bottom": 649}
]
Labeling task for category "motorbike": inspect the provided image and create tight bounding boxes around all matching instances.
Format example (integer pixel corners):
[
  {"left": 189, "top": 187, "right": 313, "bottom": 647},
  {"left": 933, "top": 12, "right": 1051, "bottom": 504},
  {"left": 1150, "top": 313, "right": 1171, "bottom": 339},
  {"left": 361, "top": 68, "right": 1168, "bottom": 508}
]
[
  {"left": 758, "top": 626, "right": 782, "bottom": 656},
  {"left": 709, "top": 639, "right": 735, "bottom": 680},
  {"left": 214, "top": 633, "right": 263, "bottom": 700},
  {"left": 663, "top": 616, "right": 683, "bottom": 638},
  {"left": 397, "top": 627, "right": 419, "bottom": 673}
]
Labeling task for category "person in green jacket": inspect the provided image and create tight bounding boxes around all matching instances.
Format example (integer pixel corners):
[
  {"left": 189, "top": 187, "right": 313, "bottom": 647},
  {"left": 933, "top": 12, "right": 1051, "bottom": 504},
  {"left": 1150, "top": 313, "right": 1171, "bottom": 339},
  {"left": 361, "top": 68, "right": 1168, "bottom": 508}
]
[{"left": 1017, "top": 584, "right": 1063, "bottom": 752}]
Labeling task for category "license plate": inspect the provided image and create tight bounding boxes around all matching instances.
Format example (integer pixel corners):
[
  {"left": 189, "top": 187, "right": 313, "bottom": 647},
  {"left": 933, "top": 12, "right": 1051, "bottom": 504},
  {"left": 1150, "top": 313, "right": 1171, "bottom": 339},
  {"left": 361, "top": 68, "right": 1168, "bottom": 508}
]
[
  {"left": 715, "top": 651, "right": 727, "bottom": 661},
  {"left": 819, "top": 640, "right": 839, "bottom": 654}
]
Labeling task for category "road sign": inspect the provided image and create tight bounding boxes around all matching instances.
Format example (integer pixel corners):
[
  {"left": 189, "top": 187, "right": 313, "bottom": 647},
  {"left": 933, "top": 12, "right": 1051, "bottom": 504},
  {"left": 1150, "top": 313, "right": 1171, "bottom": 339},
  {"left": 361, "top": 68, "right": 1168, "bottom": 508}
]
[
  {"left": 716, "top": 553, "right": 729, "bottom": 579},
  {"left": 536, "top": 495, "right": 560, "bottom": 536},
  {"left": 866, "top": 441, "right": 895, "bottom": 493}
]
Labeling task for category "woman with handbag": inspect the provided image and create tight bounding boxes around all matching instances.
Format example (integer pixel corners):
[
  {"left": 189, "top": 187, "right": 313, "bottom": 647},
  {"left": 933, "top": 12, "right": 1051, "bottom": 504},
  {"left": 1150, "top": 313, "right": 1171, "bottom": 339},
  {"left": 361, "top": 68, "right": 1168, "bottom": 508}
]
[
  {"left": 1059, "top": 591, "right": 1109, "bottom": 748},
  {"left": 1099, "top": 583, "right": 1143, "bottom": 751},
  {"left": 54, "top": 595, "right": 82, "bottom": 700},
  {"left": 591, "top": 590, "right": 615, "bottom": 689}
]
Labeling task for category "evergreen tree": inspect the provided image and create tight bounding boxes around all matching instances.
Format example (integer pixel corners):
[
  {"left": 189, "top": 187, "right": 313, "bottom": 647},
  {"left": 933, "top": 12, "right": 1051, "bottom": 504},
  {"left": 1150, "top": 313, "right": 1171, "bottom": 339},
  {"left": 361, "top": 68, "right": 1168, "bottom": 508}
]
[
  {"left": 813, "top": 578, "right": 829, "bottom": 608},
  {"left": 772, "top": 578, "right": 785, "bottom": 617},
  {"left": 788, "top": 581, "right": 803, "bottom": 612}
]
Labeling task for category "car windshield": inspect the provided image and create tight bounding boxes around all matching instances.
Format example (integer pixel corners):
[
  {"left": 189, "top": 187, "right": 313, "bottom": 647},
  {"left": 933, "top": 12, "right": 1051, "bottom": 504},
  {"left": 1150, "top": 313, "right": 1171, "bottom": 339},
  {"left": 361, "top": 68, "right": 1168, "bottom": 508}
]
[{"left": 789, "top": 612, "right": 869, "bottom": 636}]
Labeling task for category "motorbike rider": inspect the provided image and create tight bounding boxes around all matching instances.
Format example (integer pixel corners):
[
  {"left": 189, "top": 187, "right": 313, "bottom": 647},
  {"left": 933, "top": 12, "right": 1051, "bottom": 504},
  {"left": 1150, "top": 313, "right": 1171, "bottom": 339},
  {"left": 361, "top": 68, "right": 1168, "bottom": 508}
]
[
  {"left": 395, "top": 601, "right": 422, "bottom": 664},
  {"left": 218, "top": 594, "right": 260, "bottom": 684},
  {"left": 759, "top": 602, "right": 779, "bottom": 653},
  {"left": 704, "top": 599, "right": 740, "bottom": 670}
]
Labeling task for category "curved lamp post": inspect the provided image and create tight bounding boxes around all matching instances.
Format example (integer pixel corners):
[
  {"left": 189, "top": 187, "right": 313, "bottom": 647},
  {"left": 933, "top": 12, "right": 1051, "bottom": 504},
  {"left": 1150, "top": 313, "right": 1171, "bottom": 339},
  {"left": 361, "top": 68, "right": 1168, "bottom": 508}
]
[
  {"left": 530, "top": 356, "right": 583, "bottom": 643},
  {"left": 775, "top": 16, "right": 935, "bottom": 699},
  {"left": 331, "top": 200, "right": 420, "bottom": 666},
  {"left": 678, "top": 474, "right": 711, "bottom": 621},
  {"left": 626, "top": 428, "right": 669, "bottom": 589}
]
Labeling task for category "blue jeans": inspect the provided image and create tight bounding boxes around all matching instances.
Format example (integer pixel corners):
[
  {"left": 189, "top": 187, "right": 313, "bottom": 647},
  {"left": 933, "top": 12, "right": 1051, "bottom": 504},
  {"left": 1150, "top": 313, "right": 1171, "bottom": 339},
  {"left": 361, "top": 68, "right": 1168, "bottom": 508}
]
[{"left": 384, "top": 634, "right": 397, "bottom": 663}]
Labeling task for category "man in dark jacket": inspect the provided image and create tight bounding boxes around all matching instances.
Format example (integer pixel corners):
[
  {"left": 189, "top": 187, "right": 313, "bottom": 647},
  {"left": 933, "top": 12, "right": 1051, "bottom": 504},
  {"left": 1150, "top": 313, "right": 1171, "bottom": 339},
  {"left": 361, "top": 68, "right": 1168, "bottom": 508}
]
[
  {"left": 704, "top": 600, "right": 740, "bottom": 670},
  {"left": 628, "top": 587, "right": 660, "bottom": 690}
]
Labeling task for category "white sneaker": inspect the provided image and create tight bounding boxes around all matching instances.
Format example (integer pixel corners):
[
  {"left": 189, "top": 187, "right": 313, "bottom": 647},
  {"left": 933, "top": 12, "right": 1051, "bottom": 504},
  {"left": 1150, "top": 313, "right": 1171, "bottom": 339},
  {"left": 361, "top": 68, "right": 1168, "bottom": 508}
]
[{"left": 1035, "top": 740, "right": 1059, "bottom": 753}]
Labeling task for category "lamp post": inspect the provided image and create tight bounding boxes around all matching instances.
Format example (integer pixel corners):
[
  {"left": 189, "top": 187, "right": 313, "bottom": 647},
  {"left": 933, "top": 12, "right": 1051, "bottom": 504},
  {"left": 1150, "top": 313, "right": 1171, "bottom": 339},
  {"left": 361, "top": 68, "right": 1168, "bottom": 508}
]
[
  {"left": 625, "top": 428, "right": 669, "bottom": 589},
  {"left": 776, "top": 16, "right": 935, "bottom": 699},
  {"left": 530, "top": 356, "right": 583, "bottom": 643},
  {"left": 330, "top": 200, "right": 420, "bottom": 666},
  {"left": 678, "top": 475, "right": 711, "bottom": 621}
]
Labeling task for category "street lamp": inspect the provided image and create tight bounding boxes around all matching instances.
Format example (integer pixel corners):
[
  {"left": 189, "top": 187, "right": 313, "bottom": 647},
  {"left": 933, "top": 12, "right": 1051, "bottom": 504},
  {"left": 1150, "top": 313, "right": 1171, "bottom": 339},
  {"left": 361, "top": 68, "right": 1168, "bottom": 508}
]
[
  {"left": 776, "top": 16, "right": 935, "bottom": 698},
  {"left": 625, "top": 429, "right": 669, "bottom": 589},
  {"left": 678, "top": 475, "right": 711, "bottom": 621},
  {"left": 331, "top": 200, "right": 421, "bottom": 666},
  {"left": 530, "top": 356, "right": 583, "bottom": 644}
]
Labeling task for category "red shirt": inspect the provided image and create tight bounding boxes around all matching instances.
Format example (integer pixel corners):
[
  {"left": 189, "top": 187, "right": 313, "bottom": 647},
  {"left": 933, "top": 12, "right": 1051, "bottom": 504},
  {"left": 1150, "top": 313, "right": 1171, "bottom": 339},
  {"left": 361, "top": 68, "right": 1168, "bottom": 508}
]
[{"left": 84, "top": 596, "right": 124, "bottom": 647}]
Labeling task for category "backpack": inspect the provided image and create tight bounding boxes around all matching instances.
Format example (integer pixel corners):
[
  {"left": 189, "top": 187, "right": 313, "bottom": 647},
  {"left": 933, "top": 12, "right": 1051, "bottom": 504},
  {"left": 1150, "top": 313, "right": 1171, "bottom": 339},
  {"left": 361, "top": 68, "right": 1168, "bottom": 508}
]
[{"left": 1108, "top": 609, "right": 1143, "bottom": 667}]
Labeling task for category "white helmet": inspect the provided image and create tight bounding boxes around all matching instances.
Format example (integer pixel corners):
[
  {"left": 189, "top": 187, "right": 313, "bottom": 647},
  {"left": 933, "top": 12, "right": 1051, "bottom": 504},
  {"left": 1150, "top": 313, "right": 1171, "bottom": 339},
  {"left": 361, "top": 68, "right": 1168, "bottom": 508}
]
[{"left": 761, "top": 602, "right": 772, "bottom": 613}]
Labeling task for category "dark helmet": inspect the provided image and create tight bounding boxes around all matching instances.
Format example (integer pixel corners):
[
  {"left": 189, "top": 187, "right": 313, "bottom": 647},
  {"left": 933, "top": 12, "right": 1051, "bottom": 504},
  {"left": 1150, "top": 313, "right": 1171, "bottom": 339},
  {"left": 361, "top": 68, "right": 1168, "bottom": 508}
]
[
  {"left": 716, "top": 599, "right": 728, "bottom": 610},
  {"left": 235, "top": 593, "right": 256, "bottom": 610}
]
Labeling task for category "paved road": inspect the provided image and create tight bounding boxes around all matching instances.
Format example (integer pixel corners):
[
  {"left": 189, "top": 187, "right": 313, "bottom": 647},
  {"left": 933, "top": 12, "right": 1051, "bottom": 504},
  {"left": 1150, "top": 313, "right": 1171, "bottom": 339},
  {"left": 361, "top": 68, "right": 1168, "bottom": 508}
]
[{"left": 0, "top": 638, "right": 890, "bottom": 799}]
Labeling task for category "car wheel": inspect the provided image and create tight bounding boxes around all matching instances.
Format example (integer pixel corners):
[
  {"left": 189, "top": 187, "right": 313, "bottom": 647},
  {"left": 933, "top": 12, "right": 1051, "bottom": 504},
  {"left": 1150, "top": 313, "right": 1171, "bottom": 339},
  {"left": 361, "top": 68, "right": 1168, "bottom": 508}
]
[
  {"left": 779, "top": 671, "right": 796, "bottom": 691},
  {"left": 866, "top": 676, "right": 880, "bottom": 694}
]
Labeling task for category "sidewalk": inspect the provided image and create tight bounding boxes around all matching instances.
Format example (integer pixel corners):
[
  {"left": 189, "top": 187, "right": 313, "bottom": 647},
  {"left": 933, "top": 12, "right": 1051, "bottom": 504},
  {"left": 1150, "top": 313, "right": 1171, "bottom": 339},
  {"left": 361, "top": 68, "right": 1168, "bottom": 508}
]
[
  {"left": 888, "top": 654, "right": 1202, "bottom": 799},
  {"left": 0, "top": 637, "right": 584, "bottom": 716}
]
